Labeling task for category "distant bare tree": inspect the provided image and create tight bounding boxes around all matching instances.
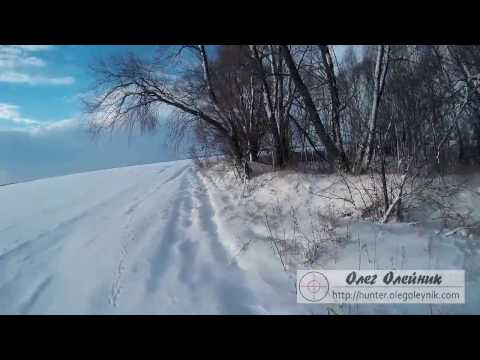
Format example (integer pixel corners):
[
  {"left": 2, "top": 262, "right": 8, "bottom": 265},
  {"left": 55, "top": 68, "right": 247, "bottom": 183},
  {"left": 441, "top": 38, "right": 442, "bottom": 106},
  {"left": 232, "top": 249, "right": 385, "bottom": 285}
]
[{"left": 84, "top": 46, "right": 247, "bottom": 170}]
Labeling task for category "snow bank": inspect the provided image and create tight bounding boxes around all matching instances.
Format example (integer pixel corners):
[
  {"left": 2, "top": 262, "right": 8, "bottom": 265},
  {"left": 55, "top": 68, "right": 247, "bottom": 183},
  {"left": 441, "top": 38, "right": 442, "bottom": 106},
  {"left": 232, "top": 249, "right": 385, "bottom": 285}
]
[{"left": 199, "top": 160, "right": 480, "bottom": 314}]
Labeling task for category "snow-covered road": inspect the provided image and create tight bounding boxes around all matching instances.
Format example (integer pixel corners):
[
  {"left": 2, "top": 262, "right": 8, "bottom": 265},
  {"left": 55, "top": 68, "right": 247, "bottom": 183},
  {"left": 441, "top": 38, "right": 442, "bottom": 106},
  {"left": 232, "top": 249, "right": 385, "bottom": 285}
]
[{"left": 0, "top": 160, "right": 301, "bottom": 314}]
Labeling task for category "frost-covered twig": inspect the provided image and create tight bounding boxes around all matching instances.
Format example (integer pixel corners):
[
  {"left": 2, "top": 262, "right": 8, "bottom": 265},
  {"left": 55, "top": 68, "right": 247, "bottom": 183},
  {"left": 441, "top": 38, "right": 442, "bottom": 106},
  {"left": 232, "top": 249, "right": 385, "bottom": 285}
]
[{"left": 264, "top": 214, "right": 287, "bottom": 272}]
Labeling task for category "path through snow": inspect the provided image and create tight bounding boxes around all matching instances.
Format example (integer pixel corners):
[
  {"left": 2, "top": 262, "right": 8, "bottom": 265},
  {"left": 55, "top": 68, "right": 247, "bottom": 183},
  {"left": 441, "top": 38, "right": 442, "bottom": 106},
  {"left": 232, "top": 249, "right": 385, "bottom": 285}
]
[{"left": 0, "top": 160, "right": 300, "bottom": 314}]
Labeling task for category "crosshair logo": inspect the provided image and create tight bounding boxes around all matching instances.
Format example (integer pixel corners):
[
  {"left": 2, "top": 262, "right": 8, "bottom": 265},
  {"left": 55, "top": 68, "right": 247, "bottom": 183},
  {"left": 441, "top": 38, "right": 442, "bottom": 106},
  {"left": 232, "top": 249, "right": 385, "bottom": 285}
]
[{"left": 299, "top": 271, "right": 330, "bottom": 302}]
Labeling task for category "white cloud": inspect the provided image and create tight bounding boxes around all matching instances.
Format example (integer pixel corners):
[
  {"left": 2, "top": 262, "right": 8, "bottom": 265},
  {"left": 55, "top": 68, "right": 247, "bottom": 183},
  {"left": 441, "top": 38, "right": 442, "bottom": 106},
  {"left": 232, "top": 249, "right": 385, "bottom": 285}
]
[
  {"left": 31, "top": 118, "right": 80, "bottom": 135},
  {"left": 0, "top": 46, "right": 22, "bottom": 56},
  {"left": 0, "top": 71, "right": 74, "bottom": 85},
  {"left": 0, "top": 102, "right": 78, "bottom": 132},
  {"left": 12, "top": 45, "right": 54, "bottom": 51},
  {"left": 0, "top": 103, "right": 20, "bottom": 118},
  {"left": 0, "top": 45, "right": 74, "bottom": 86},
  {"left": 0, "top": 54, "right": 45, "bottom": 68},
  {"left": 0, "top": 103, "right": 42, "bottom": 125}
]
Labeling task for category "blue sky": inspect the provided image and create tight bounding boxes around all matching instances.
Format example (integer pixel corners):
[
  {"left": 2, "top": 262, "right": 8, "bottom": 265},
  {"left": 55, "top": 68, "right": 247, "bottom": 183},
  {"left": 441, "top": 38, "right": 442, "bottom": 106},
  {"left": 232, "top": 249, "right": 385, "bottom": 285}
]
[
  {"left": 0, "top": 45, "right": 187, "bottom": 184},
  {"left": 0, "top": 45, "right": 162, "bottom": 126}
]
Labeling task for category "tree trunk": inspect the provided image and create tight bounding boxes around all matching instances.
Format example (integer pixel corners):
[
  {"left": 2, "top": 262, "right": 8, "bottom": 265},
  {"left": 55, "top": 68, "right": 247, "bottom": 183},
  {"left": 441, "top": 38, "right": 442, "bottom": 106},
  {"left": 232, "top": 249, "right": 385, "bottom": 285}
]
[
  {"left": 358, "top": 45, "right": 390, "bottom": 173},
  {"left": 250, "top": 45, "right": 289, "bottom": 168},
  {"left": 280, "top": 45, "right": 350, "bottom": 172},
  {"left": 455, "top": 117, "right": 467, "bottom": 164},
  {"left": 318, "top": 45, "right": 349, "bottom": 168},
  {"left": 380, "top": 148, "right": 389, "bottom": 214}
]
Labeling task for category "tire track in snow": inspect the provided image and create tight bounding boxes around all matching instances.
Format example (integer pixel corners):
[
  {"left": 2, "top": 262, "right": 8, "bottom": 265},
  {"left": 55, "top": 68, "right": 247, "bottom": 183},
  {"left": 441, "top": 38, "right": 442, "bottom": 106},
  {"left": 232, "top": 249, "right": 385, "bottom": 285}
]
[
  {"left": 18, "top": 276, "right": 53, "bottom": 314},
  {"left": 0, "top": 172, "right": 163, "bottom": 261},
  {"left": 108, "top": 164, "right": 191, "bottom": 307},
  {"left": 174, "top": 170, "right": 200, "bottom": 287},
  {"left": 0, "top": 176, "right": 164, "bottom": 312},
  {"left": 144, "top": 170, "right": 193, "bottom": 294},
  {"left": 185, "top": 169, "right": 261, "bottom": 314},
  {"left": 123, "top": 164, "right": 190, "bottom": 216},
  {"left": 189, "top": 170, "right": 231, "bottom": 264}
]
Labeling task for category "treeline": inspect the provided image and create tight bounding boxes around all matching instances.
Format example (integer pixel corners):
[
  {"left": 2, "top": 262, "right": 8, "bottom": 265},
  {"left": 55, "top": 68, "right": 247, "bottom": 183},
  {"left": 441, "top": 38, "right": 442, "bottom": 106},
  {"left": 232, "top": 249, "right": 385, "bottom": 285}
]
[{"left": 85, "top": 45, "right": 480, "bottom": 176}]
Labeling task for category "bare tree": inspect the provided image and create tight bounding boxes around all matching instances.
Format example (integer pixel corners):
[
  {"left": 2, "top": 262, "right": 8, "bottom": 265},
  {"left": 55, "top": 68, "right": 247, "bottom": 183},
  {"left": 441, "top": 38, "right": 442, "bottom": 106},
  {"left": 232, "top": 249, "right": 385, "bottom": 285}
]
[
  {"left": 355, "top": 45, "right": 390, "bottom": 173},
  {"left": 85, "top": 44, "right": 480, "bottom": 186},
  {"left": 280, "top": 45, "right": 350, "bottom": 172},
  {"left": 210, "top": 46, "right": 267, "bottom": 163},
  {"left": 249, "top": 45, "right": 296, "bottom": 169},
  {"left": 84, "top": 46, "right": 246, "bottom": 169}
]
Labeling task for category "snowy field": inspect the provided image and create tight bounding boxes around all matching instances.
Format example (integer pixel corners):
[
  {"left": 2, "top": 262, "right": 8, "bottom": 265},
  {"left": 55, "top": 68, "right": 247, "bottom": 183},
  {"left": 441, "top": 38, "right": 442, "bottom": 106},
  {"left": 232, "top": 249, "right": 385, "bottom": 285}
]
[
  {"left": 0, "top": 160, "right": 304, "bottom": 314},
  {"left": 1, "top": 159, "right": 480, "bottom": 314}
]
